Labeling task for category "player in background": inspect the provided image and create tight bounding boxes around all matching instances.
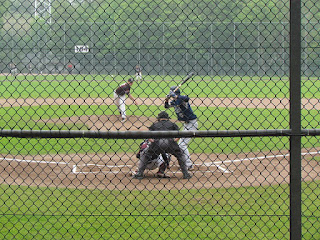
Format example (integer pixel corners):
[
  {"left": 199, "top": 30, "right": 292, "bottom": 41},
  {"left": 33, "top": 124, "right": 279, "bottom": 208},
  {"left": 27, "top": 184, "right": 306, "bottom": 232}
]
[
  {"left": 67, "top": 63, "right": 73, "bottom": 74},
  {"left": 165, "top": 86, "right": 198, "bottom": 171},
  {"left": 28, "top": 64, "right": 32, "bottom": 74},
  {"left": 135, "top": 65, "right": 142, "bottom": 81},
  {"left": 133, "top": 111, "right": 191, "bottom": 179},
  {"left": 114, "top": 78, "right": 137, "bottom": 122},
  {"left": 10, "top": 62, "right": 17, "bottom": 76}
]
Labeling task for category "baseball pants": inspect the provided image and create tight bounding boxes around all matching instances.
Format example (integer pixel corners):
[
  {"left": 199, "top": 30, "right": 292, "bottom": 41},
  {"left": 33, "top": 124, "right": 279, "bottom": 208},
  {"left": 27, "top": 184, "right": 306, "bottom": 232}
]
[
  {"left": 114, "top": 92, "right": 126, "bottom": 119},
  {"left": 178, "top": 118, "right": 198, "bottom": 168}
]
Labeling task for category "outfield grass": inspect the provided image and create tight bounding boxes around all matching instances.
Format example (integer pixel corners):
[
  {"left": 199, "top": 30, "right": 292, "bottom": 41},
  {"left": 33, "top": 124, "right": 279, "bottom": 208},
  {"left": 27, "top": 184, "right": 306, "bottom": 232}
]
[
  {"left": 1, "top": 74, "right": 320, "bottom": 99},
  {"left": 0, "top": 181, "right": 319, "bottom": 239}
]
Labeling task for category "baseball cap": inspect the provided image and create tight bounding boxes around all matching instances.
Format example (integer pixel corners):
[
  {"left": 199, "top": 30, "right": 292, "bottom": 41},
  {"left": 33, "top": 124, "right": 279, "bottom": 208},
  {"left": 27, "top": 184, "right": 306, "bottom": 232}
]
[{"left": 128, "top": 78, "right": 134, "bottom": 83}]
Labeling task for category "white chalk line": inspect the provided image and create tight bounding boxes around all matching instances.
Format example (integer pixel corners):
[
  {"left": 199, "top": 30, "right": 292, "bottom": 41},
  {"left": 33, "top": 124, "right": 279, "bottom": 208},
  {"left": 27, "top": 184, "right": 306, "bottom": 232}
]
[
  {"left": 203, "top": 151, "right": 320, "bottom": 173},
  {"left": 0, "top": 157, "right": 133, "bottom": 175},
  {"left": 72, "top": 164, "right": 133, "bottom": 174},
  {"left": 0, "top": 157, "right": 68, "bottom": 165},
  {"left": 1, "top": 151, "right": 319, "bottom": 175}
]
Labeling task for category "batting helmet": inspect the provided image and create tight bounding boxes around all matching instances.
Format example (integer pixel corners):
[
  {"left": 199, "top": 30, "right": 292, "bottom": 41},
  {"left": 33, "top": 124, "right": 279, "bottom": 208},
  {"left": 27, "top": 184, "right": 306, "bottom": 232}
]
[{"left": 169, "top": 86, "right": 180, "bottom": 95}]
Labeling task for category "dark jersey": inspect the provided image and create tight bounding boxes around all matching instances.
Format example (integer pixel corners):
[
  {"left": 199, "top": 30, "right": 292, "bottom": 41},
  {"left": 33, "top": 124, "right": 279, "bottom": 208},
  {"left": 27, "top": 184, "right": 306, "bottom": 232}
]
[
  {"left": 165, "top": 95, "right": 197, "bottom": 122},
  {"left": 148, "top": 120, "right": 181, "bottom": 157},
  {"left": 149, "top": 120, "right": 179, "bottom": 131},
  {"left": 115, "top": 83, "right": 131, "bottom": 96}
]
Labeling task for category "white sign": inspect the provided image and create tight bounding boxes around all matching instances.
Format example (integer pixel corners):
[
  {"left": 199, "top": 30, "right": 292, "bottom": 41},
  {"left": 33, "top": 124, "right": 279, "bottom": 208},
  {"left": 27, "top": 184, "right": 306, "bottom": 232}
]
[{"left": 75, "top": 45, "right": 89, "bottom": 53}]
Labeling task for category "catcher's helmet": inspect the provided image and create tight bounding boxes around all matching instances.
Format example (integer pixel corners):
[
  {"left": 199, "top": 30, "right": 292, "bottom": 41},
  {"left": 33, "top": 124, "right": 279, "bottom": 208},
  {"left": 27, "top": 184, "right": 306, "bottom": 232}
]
[
  {"left": 157, "top": 111, "right": 170, "bottom": 120},
  {"left": 169, "top": 86, "right": 180, "bottom": 95}
]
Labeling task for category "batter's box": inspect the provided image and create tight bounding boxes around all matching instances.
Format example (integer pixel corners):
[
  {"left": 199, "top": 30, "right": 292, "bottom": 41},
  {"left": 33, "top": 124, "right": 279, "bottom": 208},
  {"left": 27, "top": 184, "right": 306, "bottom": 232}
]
[
  {"left": 168, "top": 163, "right": 232, "bottom": 173},
  {"left": 72, "top": 163, "right": 132, "bottom": 174}
]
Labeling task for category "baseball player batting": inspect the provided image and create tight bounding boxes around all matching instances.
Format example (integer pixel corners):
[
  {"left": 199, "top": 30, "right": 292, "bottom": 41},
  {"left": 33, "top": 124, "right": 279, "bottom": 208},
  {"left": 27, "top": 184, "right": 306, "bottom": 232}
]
[{"left": 164, "top": 72, "right": 198, "bottom": 170}]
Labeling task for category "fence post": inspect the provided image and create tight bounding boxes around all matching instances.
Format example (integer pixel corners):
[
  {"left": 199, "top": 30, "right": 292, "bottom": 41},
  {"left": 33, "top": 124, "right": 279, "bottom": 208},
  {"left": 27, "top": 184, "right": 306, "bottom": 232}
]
[{"left": 290, "top": 0, "right": 301, "bottom": 239}]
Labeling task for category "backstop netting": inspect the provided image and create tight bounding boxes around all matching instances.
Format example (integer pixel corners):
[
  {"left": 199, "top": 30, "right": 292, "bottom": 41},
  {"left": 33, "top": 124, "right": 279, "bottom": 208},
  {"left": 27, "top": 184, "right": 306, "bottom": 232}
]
[{"left": 0, "top": 0, "right": 319, "bottom": 239}]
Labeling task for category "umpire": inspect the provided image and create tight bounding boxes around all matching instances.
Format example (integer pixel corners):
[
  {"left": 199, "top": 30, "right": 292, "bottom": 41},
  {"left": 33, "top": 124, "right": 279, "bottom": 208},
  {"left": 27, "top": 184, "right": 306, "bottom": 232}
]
[{"left": 133, "top": 111, "right": 192, "bottom": 179}]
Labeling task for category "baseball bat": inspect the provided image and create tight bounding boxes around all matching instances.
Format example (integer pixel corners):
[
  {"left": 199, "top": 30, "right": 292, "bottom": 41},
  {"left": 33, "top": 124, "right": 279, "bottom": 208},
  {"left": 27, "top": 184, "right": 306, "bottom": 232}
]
[{"left": 173, "top": 72, "right": 194, "bottom": 92}]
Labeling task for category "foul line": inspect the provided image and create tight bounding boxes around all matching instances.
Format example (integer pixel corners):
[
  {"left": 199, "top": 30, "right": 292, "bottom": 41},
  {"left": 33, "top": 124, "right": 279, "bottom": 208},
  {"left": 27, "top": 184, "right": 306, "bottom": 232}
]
[
  {"left": 0, "top": 157, "right": 68, "bottom": 165},
  {"left": 72, "top": 164, "right": 133, "bottom": 174},
  {"left": 1, "top": 151, "right": 319, "bottom": 175},
  {"left": 202, "top": 151, "right": 320, "bottom": 173}
]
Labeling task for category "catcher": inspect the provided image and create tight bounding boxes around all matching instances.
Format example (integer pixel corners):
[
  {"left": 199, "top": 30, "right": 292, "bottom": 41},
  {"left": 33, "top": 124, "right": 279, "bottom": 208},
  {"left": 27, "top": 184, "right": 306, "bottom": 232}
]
[
  {"left": 135, "top": 139, "right": 171, "bottom": 178},
  {"left": 133, "top": 111, "right": 191, "bottom": 179}
]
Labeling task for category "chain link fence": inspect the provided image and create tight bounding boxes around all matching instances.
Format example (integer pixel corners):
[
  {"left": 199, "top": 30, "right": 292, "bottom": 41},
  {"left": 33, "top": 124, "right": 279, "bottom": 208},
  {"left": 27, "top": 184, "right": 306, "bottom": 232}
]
[{"left": 0, "top": 0, "right": 319, "bottom": 239}]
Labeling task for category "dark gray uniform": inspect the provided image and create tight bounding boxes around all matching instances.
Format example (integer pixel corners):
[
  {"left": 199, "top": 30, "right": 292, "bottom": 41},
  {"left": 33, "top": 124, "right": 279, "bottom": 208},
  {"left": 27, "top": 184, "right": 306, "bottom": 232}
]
[{"left": 134, "top": 119, "right": 191, "bottom": 179}]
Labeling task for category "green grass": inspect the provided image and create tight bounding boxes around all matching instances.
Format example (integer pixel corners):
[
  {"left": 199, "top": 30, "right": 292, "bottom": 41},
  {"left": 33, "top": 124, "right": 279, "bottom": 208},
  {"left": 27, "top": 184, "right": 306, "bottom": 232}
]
[
  {"left": 313, "top": 155, "right": 320, "bottom": 162},
  {"left": 1, "top": 133, "right": 318, "bottom": 159},
  {"left": 0, "top": 181, "right": 319, "bottom": 239},
  {"left": 1, "top": 101, "right": 319, "bottom": 155},
  {"left": 1, "top": 74, "right": 320, "bottom": 99},
  {"left": 1, "top": 103, "right": 319, "bottom": 156},
  {"left": 0, "top": 74, "right": 319, "bottom": 239},
  {"left": 1, "top": 103, "right": 318, "bottom": 132}
]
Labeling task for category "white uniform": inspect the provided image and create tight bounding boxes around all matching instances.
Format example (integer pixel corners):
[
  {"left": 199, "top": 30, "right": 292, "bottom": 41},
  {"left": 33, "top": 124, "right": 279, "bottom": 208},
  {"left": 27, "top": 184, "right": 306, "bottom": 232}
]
[
  {"left": 113, "top": 91, "right": 127, "bottom": 120},
  {"left": 114, "top": 82, "right": 132, "bottom": 120}
]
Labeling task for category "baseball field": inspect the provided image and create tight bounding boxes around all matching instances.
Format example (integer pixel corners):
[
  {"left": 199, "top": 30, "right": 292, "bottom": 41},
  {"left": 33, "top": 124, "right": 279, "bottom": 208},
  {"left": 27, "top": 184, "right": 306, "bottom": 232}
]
[{"left": 0, "top": 73, "right": 320, "bottom": 239}]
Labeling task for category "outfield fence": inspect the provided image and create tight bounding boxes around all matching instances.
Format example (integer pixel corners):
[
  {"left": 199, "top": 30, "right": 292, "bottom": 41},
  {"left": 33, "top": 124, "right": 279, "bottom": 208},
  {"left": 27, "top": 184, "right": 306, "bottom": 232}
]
[{"left": 0, "top": 0, "right": 320, "bottom": 239}]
